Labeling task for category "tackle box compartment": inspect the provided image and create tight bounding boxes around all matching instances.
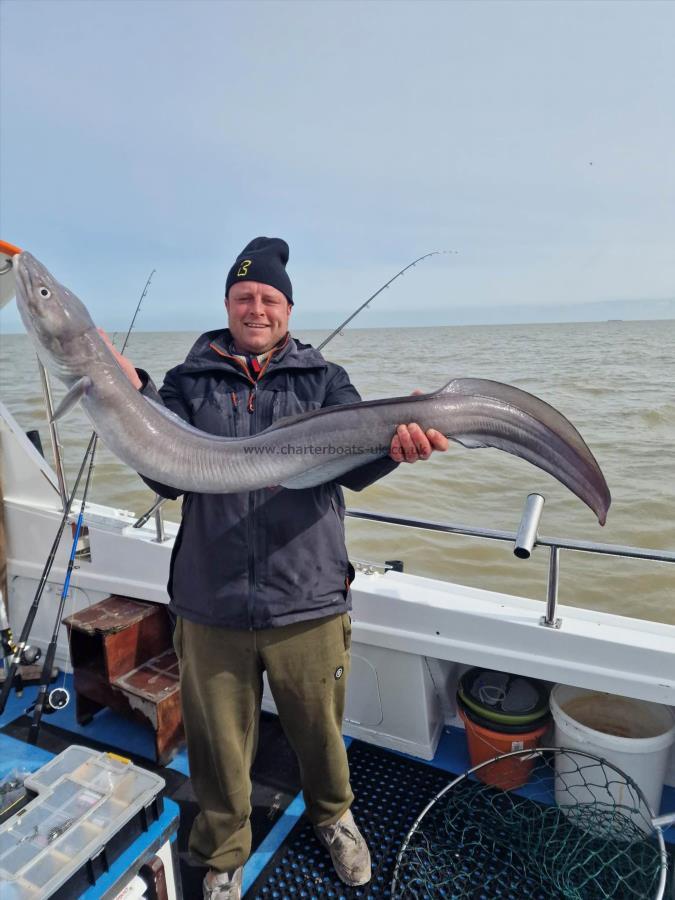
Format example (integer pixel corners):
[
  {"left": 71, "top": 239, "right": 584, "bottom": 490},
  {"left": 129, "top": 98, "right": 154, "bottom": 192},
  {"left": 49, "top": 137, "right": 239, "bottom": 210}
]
[{"left": 0, "top": 745, "right": 165, "bottom": 899}]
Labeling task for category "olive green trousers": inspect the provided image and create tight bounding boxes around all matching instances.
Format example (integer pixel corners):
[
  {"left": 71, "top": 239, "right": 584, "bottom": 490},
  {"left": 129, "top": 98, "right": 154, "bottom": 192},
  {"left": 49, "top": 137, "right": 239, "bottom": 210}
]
[{"left": 173, "top": 613, "right": 354, "bottom": 873}]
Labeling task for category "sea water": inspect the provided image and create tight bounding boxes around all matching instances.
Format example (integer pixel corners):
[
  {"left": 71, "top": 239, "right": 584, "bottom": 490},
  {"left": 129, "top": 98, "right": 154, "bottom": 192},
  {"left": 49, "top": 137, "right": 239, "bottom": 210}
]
[{"left": 1, "top": 320, "right": 673, "bottom": 624}]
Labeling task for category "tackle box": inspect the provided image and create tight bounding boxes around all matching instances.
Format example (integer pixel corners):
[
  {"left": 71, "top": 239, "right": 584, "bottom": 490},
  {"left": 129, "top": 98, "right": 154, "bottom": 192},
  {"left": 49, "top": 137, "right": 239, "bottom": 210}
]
[{"left": 0, "top": 745, "right": 165, "bottom": 899}]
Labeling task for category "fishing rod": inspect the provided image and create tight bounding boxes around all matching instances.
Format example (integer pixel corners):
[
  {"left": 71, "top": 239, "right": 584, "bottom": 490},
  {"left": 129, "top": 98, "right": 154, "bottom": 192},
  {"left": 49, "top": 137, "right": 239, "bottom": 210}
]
[
  {"left": 1, "top": 269, "right": 155, "bottom": 724},
  {"left": 132, "top": 252, "right": 456, "bottom": 526},
  {"left": 317, "top": 250, "right": 455, "bottom": 351},
  {"left": 0, "top": 434, "right": 96, "bottom": 714},
  {"left": 120, "top": 269, "right": 155, "bottom": 354},
  {"left": 27, "top": 448, "right": 97, "bottom": 740}
]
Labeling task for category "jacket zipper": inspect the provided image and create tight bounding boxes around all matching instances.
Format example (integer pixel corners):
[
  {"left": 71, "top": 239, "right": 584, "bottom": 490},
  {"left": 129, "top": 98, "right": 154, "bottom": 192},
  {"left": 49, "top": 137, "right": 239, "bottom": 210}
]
[
  {"left": 244, "top": 355, "right": 282, "bottom": 625},
  {"left": 229, "top": 391, "right": 240, "bottom": 436},
  {"left": 209, "top": 338, "right": 288, "bottom": 629},
  {"left": 247, "top": 384, "right": 258, "bottom": 629}
]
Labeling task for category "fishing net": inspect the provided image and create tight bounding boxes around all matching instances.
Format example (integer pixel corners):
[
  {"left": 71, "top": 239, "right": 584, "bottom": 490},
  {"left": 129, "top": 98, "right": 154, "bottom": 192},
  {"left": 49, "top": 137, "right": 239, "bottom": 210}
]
[{"left": 392, "top": 748, "right": 670, "bottom": 899}]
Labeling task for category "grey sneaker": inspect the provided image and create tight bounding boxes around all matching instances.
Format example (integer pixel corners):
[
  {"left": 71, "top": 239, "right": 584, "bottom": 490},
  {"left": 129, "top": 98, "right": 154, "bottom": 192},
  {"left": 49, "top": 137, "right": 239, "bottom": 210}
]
[
  {"left": 314, "top": 808, "right": 372, "bottom": 886},
  {"left": 203, "top": 866, "right": 243, "bottom": 899}
]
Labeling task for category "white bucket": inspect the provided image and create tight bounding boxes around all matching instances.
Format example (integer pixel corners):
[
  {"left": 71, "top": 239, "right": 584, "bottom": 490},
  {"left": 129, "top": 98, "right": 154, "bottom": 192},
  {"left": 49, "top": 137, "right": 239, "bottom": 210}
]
[{"left": 550, "top": 684, "right": 675, "bottom": 818}]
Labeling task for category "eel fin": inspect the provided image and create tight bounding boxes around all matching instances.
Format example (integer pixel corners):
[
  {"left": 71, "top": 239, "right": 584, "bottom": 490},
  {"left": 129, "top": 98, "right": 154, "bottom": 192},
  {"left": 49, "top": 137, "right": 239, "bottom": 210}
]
[
  {"left": 51, "top": 377, "right": 91, "bottom": 421},
  {"left": 450, "top": 435, "right": 490, "bottom": 449}
]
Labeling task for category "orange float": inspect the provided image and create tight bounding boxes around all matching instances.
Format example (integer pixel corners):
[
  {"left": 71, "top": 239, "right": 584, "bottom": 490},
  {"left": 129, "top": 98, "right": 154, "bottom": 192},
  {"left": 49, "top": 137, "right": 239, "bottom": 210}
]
[{"left": 0, "top": 239, "right": 23, "bottom": 308}]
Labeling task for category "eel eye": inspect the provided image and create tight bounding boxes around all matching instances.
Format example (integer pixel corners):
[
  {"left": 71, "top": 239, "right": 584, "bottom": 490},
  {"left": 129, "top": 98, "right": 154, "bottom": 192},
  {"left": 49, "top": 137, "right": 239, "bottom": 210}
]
[{"left": 39, "top": 287, "right": 51, "bottom": 299}]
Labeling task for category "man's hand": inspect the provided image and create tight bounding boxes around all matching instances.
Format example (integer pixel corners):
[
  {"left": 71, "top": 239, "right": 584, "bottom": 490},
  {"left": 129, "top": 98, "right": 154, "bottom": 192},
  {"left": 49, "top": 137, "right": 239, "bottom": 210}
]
[
  {"left": 389, "top": 390, "right": 449, "bottom": 463},
  {"left": 98, "top": 328, "right": 142, "bottom": 390}
]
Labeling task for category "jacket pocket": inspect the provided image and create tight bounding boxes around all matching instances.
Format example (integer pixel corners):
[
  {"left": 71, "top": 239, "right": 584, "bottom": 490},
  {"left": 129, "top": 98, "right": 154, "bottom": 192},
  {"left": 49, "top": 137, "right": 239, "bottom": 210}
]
[
  {"left": 188, "top": 393, "right": 240, "bottom": 436},
  {"left": 272, "top": 391, "right": 322, "bottom": 421}
]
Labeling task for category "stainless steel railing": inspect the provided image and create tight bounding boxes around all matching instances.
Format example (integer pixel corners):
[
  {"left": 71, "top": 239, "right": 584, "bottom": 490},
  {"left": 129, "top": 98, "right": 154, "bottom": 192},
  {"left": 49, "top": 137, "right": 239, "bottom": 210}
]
[
  {"left": 346, "top": 498, "right": 675, "bottom": 629},
  {"left": 133, "top": 491, "right": 675, "bottom": 627}
]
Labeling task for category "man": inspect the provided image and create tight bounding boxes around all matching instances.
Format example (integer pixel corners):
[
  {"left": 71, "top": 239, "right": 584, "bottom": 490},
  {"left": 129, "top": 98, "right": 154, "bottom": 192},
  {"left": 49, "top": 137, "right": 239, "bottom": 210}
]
[{"left": 110, "top": 237, "right": 448, "bottom": 899}]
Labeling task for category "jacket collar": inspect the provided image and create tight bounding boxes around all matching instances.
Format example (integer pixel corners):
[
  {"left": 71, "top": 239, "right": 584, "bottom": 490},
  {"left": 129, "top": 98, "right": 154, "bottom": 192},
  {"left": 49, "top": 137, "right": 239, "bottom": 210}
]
[{"left": 179, "top": 329, "right": 328, "bottom": 375}]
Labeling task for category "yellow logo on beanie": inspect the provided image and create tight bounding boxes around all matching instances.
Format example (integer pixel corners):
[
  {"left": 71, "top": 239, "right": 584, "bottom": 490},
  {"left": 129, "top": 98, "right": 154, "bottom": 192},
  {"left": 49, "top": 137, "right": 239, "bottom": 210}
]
[{"left": 236, "top": 260, "right": 252, "bottom": 277}]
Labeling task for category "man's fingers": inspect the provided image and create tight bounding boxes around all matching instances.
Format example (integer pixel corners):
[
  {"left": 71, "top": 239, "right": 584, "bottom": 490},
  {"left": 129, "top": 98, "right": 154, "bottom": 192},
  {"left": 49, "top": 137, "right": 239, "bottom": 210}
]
[
  {"left": 395, "top": 424, "right": 427, "bottom": 462},
  {"left": 390, "top": 425, "right": 449, "bottom": 463},
  {"left": 396, "top": 424, "right": 417, "bottom": 462},
  {"left": 389, "top": 434, "right": 403, "bottom": 461},
  {"left": 406, "top": 423, "right": 432, "bottom": 458},
  {"left": 426, "top": 429, "right": 449, "bottom": 452}
]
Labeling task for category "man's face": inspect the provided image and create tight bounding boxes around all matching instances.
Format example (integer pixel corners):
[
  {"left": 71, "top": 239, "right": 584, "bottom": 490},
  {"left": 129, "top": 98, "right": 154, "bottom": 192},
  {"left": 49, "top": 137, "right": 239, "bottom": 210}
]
[{"left": 225, "top": 281, "right": 292, "bottom": 354}]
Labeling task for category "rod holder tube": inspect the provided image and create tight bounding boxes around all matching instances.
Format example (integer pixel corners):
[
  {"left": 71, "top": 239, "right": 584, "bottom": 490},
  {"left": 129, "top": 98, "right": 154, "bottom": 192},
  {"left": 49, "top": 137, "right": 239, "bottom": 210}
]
[
  {"left": 541, "top": 545, "right": 562, "bottom": 628},
  {"left": 38, "top": 360, "right": 69, "bottom": 509},
  {"left": 514, "top": 493, "right": 544, "bottom": 559},
  {"left": 154, "top": 507, "right": 166, "bottom": 543}
]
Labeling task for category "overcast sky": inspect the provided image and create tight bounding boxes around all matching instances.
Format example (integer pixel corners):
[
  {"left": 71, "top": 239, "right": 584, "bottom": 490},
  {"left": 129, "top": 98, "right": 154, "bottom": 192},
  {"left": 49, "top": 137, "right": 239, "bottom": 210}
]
[{"left": 1, "top": 0, "right": 674, "bottom": 333}]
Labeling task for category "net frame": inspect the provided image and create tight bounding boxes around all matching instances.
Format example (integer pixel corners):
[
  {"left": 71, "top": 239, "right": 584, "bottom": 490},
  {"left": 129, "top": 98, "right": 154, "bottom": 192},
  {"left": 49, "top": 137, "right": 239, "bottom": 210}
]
[{"left": 391, "top": 747, "right": 671, "bottom": 900}]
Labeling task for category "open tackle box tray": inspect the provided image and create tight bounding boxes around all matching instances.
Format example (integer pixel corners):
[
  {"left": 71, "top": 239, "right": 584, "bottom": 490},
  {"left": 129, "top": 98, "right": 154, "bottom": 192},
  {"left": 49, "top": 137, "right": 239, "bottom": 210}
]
[{"left": 0, "top": 745, "right": 165, "bottom": 899}]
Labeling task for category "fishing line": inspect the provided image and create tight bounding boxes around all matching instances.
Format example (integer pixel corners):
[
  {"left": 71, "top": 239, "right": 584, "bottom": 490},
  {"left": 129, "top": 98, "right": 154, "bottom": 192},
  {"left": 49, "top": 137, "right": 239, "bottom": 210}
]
[
  {"left": 317, "top": 251, "right": 456, "bottom": 351},
  {"left": 59, "top": 572, "right": 78, "bottom": 695}
]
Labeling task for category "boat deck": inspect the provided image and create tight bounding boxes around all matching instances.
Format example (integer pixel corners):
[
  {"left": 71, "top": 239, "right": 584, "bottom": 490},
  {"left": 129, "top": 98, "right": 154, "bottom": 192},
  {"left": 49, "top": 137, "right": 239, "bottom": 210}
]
[{"left": 2, "top": 675, "right": 674, "bottom": 898}]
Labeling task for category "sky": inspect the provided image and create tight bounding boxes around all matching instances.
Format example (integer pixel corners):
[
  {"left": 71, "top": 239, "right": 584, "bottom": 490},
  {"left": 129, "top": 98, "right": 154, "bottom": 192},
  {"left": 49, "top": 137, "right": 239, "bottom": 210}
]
[{"left": 1, "top": 0, "right": 674, "bottom": 333}]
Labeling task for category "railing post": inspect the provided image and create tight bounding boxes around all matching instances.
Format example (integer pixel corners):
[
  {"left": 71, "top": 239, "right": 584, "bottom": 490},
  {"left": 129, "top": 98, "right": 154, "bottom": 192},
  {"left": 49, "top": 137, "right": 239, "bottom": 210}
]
[
  {"left": 131, "top": 495, "right": 169, "bottom": 543},
  {"left": 133, "top": 495, "right": 167, "bottom": 530},
  {"left": 37, "top": 360, "right": 69, "bottom": 509},
  {"left": 541, "top": 545, "right": 562, "bottom": 628}
]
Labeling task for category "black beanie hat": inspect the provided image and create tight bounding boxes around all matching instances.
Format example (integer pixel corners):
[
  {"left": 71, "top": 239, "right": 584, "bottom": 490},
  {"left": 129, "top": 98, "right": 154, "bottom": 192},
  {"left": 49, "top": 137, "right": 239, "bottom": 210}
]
[{"left": 225, "top": 237, "right": 293, "bottom": 304}]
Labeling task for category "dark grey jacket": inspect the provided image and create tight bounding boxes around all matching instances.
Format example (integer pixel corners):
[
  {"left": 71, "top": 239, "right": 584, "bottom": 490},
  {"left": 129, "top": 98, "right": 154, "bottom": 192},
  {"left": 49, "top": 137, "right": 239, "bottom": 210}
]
[{"left": 138, "top": 329, "right": 397, "bottom": 629}]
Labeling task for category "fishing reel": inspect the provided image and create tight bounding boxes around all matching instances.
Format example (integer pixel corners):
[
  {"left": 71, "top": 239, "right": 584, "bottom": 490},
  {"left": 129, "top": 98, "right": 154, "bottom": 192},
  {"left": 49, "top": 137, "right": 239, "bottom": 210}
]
[
  {"left": 47, "top": 687, "right": 70, "bottom": 711},
  {"left": 20, "top": 645, "right": 42, "bottom": 666},
  {"left": 0, "top": 629, "right": 17, "bottom": 659},
  {"left": 25, "top": 687, "right": 70, "bottom": 717},
  {"left": 0, "top": 631, "right": 41, "bottom": 665},
  {"left": 1, "top": 605, "right": 40, "bottom": 663}
]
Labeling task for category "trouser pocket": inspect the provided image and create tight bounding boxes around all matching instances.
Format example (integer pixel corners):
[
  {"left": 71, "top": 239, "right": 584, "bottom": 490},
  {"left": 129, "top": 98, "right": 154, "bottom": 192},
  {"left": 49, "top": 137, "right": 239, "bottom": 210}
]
[
  {"left": 341, "top": 613, "right": 352, "bottom": 652},
  {"left": 172, "top": 616, "right": 183, "bottom": 660}
]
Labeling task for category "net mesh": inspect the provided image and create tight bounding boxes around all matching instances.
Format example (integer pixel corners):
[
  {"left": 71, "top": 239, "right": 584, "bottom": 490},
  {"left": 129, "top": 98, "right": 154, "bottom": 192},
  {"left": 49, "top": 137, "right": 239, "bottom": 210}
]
[{"left": 392, "top": 748, "right": 667, "bottom": 899}]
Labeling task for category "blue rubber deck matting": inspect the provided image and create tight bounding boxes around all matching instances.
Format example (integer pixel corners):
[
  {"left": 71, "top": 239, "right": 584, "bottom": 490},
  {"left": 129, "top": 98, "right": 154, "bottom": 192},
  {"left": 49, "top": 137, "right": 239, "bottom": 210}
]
[
  {"left": 248, "top": 739, "right": 454, "bottom": 898},
  {"left": 247, "top": 741, "right": 674, "bottom": 900}
]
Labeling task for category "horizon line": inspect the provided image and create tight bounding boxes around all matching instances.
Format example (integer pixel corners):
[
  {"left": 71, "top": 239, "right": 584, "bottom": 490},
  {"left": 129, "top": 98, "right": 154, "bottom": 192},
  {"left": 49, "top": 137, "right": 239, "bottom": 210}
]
[{"left": 2, "top": 315, "right": 675, "bottom": 336}]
